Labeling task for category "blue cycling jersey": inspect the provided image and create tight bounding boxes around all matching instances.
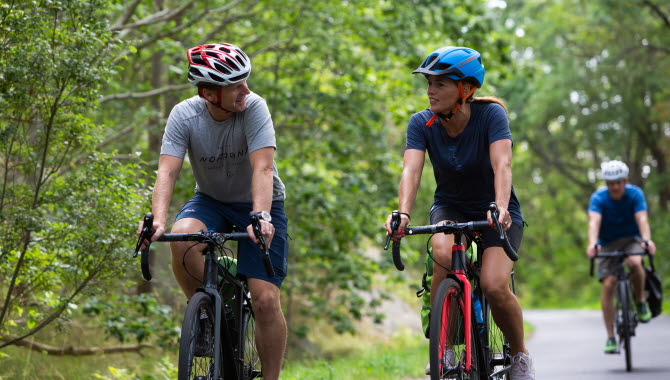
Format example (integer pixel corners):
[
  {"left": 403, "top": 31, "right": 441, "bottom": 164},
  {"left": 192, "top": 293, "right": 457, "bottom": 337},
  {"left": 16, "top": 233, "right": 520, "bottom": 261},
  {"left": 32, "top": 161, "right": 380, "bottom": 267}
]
[{"left": 588, "top": 184, "right": 647, "bottom": 246}]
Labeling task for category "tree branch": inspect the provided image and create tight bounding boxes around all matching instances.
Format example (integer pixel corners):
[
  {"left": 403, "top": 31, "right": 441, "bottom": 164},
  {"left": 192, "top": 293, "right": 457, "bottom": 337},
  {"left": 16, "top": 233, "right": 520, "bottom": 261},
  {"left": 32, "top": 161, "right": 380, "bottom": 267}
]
[
  {"left": 0, "top": 335, "right": 156, "bottom": 356},
  {"left": 642, "top": 0, "right": 670, "bottom": 28},
  {"left": 110, "top": 0, "right": 197, "bottom": 32},
  {"left": 98, "top": 84, "right": 191, "bottom": 103},
  {"left": 111, "top": 0, "right": 141, "bottom": 31}
]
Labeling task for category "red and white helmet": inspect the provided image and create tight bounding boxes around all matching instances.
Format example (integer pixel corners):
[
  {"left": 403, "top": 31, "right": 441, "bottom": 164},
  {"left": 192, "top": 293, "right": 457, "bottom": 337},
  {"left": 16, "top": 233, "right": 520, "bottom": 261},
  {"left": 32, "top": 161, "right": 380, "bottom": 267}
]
[{"left": 187, "top": 43, "right": 251, "bottom": 86}]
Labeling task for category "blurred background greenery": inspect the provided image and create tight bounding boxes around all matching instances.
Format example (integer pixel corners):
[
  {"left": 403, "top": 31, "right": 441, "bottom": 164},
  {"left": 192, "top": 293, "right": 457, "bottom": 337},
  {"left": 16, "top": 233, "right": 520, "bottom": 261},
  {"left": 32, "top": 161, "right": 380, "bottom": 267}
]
[{"left": 1, "top": 0, "right": 668, "bottom": 378}]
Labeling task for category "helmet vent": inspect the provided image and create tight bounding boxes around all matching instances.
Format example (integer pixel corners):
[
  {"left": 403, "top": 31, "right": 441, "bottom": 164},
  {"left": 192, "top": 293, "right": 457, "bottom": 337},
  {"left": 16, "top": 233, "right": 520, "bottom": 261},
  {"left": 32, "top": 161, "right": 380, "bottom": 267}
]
[
  {"left": 209, "top": 73, "right": 225, "bottom": 83},
  {"left": 213, "top": 62, "right": 231, "bottom": 74},
  {"left": 218, "top": 46, "right": 231, "bottom": 53},
  {"left": 190, "top": 54, "right": 206, "bottom": 65},
  {"left": 424, "top": 54, "right": 438, "bottom": 67},
  {"left": 433, "top": 62, "right": 453, "bottom": 71},
  {"left": 225, "top": 57, "right": 240, "bottom": 71},
  {"left": 189, "top": 67, "right": 203, "bottom": 77},
  {"left": 229, "top": 73, "right": 249, "bottom": 82}
]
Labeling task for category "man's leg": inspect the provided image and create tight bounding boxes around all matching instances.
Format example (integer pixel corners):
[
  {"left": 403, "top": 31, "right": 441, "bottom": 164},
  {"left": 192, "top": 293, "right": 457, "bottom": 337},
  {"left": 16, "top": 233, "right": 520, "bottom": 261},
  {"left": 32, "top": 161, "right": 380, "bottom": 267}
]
[
  {"left": 247, "top": 278, "right": 286, "bottom": 380},
  {"left": 170, "top": 217, "right": 208, "bottom": 299},
  {"left": 601, "top": 276, "right": 616, "bottom": 338},
  {"left": 626, "top": 255, "right": 645, "bottom": 303}
]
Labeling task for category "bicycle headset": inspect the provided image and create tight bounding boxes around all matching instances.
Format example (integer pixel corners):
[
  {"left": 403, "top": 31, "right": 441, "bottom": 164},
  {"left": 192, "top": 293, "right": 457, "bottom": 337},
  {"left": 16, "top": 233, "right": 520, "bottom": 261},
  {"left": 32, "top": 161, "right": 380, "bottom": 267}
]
[{"left": 412, "top": 46, "right": 485, "bottom": 127}]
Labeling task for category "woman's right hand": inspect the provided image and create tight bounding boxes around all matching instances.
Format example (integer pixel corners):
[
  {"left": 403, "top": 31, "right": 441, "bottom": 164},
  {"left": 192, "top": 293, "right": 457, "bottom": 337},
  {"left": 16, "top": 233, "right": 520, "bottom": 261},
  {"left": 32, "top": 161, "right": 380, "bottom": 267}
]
[{"left": 385, "top": 213, "right": 411, "bottom": 241}]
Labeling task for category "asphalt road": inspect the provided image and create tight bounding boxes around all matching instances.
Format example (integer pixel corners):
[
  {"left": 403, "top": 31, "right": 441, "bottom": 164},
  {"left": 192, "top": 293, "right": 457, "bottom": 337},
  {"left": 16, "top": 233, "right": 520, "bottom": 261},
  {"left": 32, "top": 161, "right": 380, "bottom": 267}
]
[
  {"left": 406, "top": 309, "right": 670, "bottom": 380},
  {"left": 525, "top": 309, "right": 670, "bottom": 379}
]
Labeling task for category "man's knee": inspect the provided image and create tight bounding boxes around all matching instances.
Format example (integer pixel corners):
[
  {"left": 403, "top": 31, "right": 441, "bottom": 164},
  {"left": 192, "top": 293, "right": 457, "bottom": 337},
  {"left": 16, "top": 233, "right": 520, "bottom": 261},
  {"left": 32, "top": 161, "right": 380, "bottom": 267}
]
[{"left": 250, "top": 283, "right": 282, "bottom": 317}]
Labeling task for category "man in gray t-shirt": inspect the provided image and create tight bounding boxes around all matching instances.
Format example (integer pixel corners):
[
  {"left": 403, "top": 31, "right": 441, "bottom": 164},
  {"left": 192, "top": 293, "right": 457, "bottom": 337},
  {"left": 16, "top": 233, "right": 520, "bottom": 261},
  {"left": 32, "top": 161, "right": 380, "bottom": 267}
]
[{"left": 138, "top": 43, "right": 288, "bottom": 380}]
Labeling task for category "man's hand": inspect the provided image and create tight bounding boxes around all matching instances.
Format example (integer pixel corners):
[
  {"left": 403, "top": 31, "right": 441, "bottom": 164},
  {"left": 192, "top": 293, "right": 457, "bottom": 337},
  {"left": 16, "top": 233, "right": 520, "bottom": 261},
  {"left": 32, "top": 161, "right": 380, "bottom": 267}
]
[
  {"left": 586, "top": 244, "right": 600, "bottom": 258},
  {"left": 247, "top": 219, "right": 275, "bottom": 249},
  {"left": 643, "top": 239, "right": 657, "bottom": 256},
  {"left": 137, "top": 220, "right": 164, "bottom": 251}
]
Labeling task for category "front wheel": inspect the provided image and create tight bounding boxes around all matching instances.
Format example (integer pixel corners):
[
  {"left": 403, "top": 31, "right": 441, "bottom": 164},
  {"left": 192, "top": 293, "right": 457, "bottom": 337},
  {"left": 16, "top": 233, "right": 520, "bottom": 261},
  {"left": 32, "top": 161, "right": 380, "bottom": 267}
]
[
  {"left": 429, "top": 279, "right": 480, "bottom": 380},
  {"left": 616, "top": 281, "right": 633, "bottom": 372},
  {"left": 178, "top": 292, "right": 219, "bottom": 380}
]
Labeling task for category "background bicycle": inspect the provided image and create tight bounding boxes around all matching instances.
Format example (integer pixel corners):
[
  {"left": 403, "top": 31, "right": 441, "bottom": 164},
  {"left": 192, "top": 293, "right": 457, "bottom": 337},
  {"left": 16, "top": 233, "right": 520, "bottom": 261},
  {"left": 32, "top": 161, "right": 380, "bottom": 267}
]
[
  {"left": 385, "top": 203, "right": 518, "bottom": 380},
  {"left": 135, "top": 212, "right": 272, "bottom": 380},
  {"left": 590, "top": 249, "right": 652, "bottom": 372}
]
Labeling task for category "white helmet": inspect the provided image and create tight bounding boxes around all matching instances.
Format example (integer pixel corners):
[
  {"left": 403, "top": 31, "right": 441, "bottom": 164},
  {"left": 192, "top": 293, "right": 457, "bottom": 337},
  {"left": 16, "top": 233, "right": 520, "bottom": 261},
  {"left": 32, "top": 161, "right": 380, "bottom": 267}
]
[
  {"left": 186, "top": 43, "right": 251, "bottom": 86},
  {"left": 601, "top": 160, "right": 629, "bottom": 181}
]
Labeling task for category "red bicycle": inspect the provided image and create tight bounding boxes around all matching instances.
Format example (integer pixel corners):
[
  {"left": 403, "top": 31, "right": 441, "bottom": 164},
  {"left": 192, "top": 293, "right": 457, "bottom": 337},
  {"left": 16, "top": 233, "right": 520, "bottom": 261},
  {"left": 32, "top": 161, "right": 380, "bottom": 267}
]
[{"left": 385, "top": 203, "right": 518, "bottom": 380}]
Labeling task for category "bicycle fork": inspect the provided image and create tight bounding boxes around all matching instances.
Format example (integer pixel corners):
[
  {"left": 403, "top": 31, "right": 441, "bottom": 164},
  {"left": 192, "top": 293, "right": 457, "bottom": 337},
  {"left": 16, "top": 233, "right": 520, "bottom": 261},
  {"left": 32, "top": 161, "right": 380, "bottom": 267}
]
[
  {"left": 201, "top": 249, "right": 224, "bottom": 378},
  {"left": 445, "top": 233, "right": 475, "bottom": 374}
]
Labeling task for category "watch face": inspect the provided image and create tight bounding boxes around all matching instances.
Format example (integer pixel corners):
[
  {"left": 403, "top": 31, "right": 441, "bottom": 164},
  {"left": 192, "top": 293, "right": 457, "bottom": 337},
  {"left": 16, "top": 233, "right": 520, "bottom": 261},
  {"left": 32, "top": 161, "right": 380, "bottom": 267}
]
[{"left": 260, "top": 211, "right": 272, "bottom": 223}]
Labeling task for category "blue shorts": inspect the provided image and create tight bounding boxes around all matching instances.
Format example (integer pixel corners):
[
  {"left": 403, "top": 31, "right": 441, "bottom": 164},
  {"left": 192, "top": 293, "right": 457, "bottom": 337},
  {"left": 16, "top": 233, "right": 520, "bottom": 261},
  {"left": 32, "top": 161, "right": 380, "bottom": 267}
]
[{"left": 176, "top": 192, "right": 289, "bottom": 288}]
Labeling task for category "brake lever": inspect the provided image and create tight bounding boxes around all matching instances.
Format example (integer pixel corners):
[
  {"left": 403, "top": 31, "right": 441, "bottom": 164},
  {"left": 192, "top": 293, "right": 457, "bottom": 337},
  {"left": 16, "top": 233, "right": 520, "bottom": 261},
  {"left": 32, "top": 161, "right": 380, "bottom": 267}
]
[
  {"left": 384, "top": 210, "right": 400, "bottom": 250},
  {"left": 250, "top": 212, "right": 275, "bottom": 278},
  {"left": 134, "top": 213, "right": 154, "bottom": 258},
  {"left": 488, "top": 203, "right": 503, "bottom": 238}
]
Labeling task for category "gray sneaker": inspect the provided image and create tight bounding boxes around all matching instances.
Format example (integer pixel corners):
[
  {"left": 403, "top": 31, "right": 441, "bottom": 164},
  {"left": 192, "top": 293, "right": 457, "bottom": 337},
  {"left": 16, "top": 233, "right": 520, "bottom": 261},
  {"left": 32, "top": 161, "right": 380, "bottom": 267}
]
[
  {"left": 425, "top": 348, "right": 456, "bottom": 375},
  {"left": 510, "top": 352, "right": 535, "bottom": 380}
]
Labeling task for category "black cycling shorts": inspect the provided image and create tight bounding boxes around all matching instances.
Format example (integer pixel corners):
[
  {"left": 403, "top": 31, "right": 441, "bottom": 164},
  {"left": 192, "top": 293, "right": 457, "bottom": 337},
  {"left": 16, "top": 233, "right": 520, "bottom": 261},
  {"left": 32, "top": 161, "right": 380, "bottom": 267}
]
[{"left": 429, "top": 206, "right": 523, "bottom": 254}]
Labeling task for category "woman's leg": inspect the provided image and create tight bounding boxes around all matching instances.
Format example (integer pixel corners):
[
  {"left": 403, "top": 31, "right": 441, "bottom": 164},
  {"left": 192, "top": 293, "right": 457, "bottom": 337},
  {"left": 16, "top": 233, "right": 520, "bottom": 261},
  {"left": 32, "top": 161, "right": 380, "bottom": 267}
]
[{"left": 479, "top": 246, "right": 527, "bottom": 355}]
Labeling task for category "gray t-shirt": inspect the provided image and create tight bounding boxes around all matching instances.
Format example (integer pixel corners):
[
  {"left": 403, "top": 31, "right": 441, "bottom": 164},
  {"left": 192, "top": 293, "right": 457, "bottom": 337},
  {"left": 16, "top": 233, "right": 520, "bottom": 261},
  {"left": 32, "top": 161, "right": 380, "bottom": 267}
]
[{"left": 161, "top": 92, "right": 286, "bottom": 203}]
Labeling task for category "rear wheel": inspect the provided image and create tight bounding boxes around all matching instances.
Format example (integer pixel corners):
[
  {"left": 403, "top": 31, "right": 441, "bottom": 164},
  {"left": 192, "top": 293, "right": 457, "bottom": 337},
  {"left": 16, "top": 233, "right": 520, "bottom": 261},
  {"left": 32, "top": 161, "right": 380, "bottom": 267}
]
[
  {"left": 616, "top": 281, "right": 633, "bottom": 372},
  {"left": 429, "top": 279, "right": 480, "bottom": 380},
  {"left": 178, "top": 292, "right": 219, "bottom": 380},
  {"left": 480, "top": 305, "right": 511, "bottom": 379}
]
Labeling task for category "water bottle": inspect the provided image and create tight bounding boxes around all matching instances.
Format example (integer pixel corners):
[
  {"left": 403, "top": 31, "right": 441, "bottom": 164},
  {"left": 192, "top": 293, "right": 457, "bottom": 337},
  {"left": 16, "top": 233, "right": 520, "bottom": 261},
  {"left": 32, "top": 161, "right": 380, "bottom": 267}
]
[{"left": 472, "top": 293, "right": 484, "bottom": 334}]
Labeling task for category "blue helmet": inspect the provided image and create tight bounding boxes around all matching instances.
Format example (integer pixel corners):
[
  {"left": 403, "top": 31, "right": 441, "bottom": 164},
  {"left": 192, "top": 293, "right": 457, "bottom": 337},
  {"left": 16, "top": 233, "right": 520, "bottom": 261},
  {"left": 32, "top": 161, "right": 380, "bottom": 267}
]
[{"left": 413, "top": 46, "right": 485, "bottom": 87}]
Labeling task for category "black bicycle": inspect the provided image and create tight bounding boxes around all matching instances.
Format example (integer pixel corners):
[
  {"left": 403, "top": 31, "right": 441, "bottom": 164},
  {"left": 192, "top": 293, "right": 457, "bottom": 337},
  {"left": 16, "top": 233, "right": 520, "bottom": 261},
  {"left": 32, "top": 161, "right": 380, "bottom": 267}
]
[
  {"left": 385, "top": 203, "right": 518, "bottom": 380},
  {"left": 134, "top": 212, "right": 273, "bottom": 380},
  {"left": 590, "top": 249, "right": 652, "bottom": 372}
]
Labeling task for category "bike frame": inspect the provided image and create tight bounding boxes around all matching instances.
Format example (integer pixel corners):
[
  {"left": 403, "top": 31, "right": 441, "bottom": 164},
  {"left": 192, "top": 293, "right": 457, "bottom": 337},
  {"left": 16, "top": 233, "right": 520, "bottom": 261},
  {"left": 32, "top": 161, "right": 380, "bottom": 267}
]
[{"left": 203, "top": 241, "right": 255, "bottom": 379}]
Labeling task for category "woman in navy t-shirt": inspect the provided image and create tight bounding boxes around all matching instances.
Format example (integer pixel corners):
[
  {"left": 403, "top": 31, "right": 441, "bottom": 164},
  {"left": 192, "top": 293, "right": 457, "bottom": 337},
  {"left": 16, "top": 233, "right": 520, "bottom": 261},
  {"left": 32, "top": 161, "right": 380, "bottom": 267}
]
[{"left": 385, "top": 46, "right": 533, "bottom": 379}]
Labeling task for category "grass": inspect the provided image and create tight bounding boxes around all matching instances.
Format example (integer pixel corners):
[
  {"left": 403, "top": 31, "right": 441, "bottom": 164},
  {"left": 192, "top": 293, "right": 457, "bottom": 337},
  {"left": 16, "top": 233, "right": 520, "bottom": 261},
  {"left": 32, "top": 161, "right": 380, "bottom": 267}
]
[
  {"left": 282, "top": 328, "right": 427, "bottom": 380},
  {"left": 0, "top": 329, "right": 428, "bottom": 380}
]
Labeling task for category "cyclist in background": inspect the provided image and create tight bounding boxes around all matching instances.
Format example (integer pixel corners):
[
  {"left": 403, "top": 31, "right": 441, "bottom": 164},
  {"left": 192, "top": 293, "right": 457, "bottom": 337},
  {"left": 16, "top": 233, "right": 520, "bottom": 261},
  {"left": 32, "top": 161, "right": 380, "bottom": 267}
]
[
  {"left": 586, "top": 160, "right": 656, "bottom": 354},
  {"left": 137, "top": 43, "right": 288, "bottom": 380},
  {"left": 385, "top": 46, "right": 534, "bottom": 380}
]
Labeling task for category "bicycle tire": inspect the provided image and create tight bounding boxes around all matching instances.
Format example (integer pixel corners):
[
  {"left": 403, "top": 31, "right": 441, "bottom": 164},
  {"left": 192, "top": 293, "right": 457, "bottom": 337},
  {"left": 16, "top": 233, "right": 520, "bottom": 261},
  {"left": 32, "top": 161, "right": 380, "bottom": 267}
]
[
  {"left": 178, "top": 292, "right": 219, "bottom": 380},
  {"left": 429, "top": 279, "right": 480, "bottom": 380},
  {"left": 239, "top": 304, "right": 262, "bottom": 379},
  {"left": 617, "top": 281, "right": 633, "bottom": 372},
  {"left": 481, "top": 303, "right": 511, "bottom": 379}
]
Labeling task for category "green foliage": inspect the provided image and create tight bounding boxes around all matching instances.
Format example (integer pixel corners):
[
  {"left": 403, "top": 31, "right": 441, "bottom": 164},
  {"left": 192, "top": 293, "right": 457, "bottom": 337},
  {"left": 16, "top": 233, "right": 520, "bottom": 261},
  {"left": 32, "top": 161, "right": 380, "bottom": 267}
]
[
  {"left": 83, "top": 294, "right": 178, "bottom": 347},
  {"left": 0, "top": 0, "right": 147, "bottom": 348},
  {"left": 96, "top": 0, "right": 514, "bottom": 341},
  {"left": 500, "top": 0, "right": 670, "bottom": 307},
  {"left": 282, "top": 330, "right": 426, "bottom": 380}
]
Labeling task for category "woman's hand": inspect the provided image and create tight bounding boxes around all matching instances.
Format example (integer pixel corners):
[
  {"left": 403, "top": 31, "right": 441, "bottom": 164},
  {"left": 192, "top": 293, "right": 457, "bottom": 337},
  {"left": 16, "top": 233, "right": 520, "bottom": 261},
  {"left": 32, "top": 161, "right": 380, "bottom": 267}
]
[
  {"left": 487, "top": 206, "right": 512, "bottom": 231},
  {"left": 385, "top": 213, "right": 411, "bottom": 241}
]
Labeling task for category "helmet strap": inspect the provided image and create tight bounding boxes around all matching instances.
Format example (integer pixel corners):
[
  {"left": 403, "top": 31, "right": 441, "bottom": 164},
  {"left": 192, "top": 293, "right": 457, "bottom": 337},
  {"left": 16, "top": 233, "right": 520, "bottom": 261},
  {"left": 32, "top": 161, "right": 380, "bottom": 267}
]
[
  {"left": 425, "top": 81, "right": 478, "bottom": 127},
  {"left": 198, "top": 87, "right": 234, "bottom": 114}
]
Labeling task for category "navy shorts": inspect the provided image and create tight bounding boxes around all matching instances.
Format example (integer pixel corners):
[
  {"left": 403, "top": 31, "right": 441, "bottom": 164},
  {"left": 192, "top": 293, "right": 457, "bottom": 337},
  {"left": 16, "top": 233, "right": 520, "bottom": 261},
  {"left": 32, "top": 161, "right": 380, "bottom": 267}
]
[
  {"left": 429, "top": 205, "right": 523, "bottom": 253},
  {"left": 175, "top": 192, "right": 289, "bottom": 288}
]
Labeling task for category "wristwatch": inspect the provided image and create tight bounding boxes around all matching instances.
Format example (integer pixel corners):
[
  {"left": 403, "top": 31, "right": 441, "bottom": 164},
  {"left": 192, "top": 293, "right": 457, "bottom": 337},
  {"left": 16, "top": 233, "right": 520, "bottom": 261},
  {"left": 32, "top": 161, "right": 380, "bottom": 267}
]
[{"left": 255, "top": 211, "right": 272, "bottom": 223}]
